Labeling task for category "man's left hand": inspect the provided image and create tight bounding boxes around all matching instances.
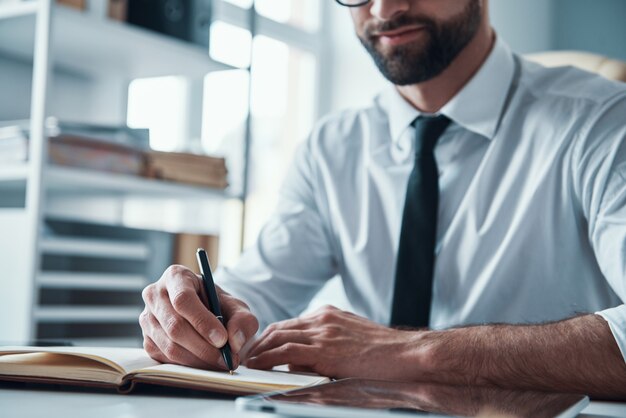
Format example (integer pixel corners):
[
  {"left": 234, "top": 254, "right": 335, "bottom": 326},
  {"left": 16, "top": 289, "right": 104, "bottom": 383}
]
[{"left": 246, "top": 305, "right": 420, "bottom": 379}]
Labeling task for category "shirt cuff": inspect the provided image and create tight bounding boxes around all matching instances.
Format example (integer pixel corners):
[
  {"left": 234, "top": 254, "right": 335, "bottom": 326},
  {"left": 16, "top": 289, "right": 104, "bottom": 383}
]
[{"left": 596, "top": 305, "right": 626, "bottom": 363}]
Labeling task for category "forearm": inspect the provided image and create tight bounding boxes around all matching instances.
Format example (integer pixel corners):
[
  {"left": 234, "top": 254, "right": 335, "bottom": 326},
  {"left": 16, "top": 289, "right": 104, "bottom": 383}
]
[{"left": 412, "top": 314, "right": 626, "bottom": 400}]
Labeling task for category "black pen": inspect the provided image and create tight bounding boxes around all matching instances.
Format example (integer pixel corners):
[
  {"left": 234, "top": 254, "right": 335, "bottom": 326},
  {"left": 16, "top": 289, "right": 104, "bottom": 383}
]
[{"left": 196, "top": 248, "right": 235, "bottom": 374}]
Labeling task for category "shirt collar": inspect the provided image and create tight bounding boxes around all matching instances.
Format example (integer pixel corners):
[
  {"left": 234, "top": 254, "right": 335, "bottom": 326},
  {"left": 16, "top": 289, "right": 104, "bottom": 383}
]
[{"left": 378, "top": 36, "right": 516, "bottom": 144}]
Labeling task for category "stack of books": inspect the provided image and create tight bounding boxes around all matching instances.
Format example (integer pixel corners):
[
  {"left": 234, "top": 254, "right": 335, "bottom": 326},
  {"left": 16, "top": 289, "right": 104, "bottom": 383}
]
[
  {"left": 0, "top": 118, "right": 228, "bottom": 190},
  {"left": 0, "top": 118, "right": 148, "bottom": 176},
  {"left": 145, "top": 151, "right": 228, "bottom": 189}
]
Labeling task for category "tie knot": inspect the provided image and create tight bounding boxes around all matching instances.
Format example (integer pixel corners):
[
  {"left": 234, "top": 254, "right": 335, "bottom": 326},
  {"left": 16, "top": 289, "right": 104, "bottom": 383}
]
[{"left": 412, "top": 115, "right": 451, "bottom": 156}]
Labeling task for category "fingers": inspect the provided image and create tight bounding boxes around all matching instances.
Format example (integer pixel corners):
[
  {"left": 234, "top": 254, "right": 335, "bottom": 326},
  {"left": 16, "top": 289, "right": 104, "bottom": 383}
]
[
  {"left": 145, "top": 292, "right": 236, "bottom": 369},
  {"left": 139, "top": 265, "right": 246, "bottom": 370},
  {"left": 163, "top": 267, "right": 228, "bottom": 347},
  {"left": 248, "top": 330, "right": 312, "bottom": 359},
  {"left": 247, "top": 343, "right": 314, "bottom": 370},
  {"left": 247, "top": 308, "right": 339, "bottom": 358},
  {"left": 219, "top": 289, "right": 259, "bottom": 353},
  {"left": 143, "top": 336, "right": 168, "bottom": 363},
  {"left": 140, "top": 308, "right": 227, "bottom": 369}
]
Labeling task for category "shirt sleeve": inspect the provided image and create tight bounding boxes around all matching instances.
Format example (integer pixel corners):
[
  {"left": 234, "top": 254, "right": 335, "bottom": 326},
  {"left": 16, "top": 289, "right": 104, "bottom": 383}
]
[
  {"left": 214, "top": 134, "right": 338, "bottom": 331},
  {"left": 576, "top": 91, "right": 626, "bottom": 362}
]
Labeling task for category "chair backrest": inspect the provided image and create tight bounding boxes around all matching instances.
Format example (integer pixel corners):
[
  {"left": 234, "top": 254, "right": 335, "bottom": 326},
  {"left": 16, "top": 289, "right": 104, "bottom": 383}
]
[{"left": 525, "top": 51, "right": 626, "bottom": 82}]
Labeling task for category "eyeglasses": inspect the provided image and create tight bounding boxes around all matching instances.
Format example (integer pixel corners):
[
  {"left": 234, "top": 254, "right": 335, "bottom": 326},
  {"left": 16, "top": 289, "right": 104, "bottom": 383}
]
[{"left": 335, "top": 0, "right": 371, "bottom": 7}]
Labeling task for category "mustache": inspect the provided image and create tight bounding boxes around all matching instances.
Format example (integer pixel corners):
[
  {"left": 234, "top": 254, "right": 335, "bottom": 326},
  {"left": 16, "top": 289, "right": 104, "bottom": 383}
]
[{"left": 364, "top": 15, "right": 436, "bottom": 38}]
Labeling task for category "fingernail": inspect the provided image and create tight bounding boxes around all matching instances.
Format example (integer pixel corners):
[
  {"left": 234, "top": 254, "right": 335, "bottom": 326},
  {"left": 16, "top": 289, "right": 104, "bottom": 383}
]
[
  {"left": 210, "top": 330, "right": 226, "bottom": 347},
  {"left": 233, "top": 331, "right": 246, "bottom": 352}
]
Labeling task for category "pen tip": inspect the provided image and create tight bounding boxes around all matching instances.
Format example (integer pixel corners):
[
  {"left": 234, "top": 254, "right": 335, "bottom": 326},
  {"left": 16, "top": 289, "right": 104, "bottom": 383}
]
[{"left": 229, "top": 370, "right": 234, "bottom": 375}]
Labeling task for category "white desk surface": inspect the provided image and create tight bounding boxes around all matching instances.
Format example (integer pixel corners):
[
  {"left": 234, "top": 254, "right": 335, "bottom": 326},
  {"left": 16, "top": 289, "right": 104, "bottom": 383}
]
[{"left": 1, "top": 386, "right": 625, "bottom": 418}]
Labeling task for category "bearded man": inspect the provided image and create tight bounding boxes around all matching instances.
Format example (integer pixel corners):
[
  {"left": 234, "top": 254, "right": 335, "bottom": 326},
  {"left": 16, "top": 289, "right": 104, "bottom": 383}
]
[{"left": 140, "top": 0, "right": 626, "bottom": 399}]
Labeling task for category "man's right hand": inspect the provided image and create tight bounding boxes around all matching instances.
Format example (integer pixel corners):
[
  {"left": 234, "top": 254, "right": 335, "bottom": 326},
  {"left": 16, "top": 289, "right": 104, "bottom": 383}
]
[{"left": 140, "top": 265, "right": 259, "bottom": 370}]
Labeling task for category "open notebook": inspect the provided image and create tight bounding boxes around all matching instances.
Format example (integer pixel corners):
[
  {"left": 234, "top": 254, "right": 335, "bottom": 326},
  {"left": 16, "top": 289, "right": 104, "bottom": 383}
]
[{"left": 0, "top": 346, "right": 330, "bottom": 395}]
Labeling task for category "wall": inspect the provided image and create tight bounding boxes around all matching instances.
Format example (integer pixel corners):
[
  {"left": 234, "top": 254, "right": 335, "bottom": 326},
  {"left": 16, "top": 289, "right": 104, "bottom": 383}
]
[
  {"left": 0, "top": 55, "right": 128, "bottom": 124},
  {"left": 490, "top": 0, "right": 554, "bottom": 53},
  {"left": 553, "top": 0, "right": 626, "bottom": 62},
  {"left": 327, "top": 5, "right": 389, "bottom": 113}
]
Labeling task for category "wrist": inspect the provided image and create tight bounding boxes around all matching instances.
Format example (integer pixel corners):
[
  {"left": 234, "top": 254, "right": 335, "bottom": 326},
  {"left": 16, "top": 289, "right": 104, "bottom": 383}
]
[
  {"left": 408, "top": 329, "right": 445, "bottom": 380},
  {"left": 406, "top": 327, "right": 484, "bottom": 386},
  {"left": 382, "top": 329, "right": 444, "bottom": 382}
]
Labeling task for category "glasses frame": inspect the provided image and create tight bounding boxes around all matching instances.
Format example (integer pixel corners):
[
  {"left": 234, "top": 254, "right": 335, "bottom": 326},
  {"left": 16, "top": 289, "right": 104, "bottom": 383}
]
[{"left": 335, "top": 0, "right": 371, "bottom": 7}]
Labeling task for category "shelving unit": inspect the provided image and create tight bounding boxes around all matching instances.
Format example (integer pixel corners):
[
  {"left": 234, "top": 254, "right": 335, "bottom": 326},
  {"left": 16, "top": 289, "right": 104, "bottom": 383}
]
[
  {"left": 0, "top": 0, "right": 38, "bottom": 19},
  {"left": 0, "top": 2, "right": 234, "bottom": 78},
  {"left": 0, "top": 0, "right": 239, "bottom": 347},
  {"left": 35, "top": 306, "right": 143, "bottom": 323},
  {"left": 38, "top": 272, "right": 147, "bottom": 291},
  {"left": 39, "top": 237, "right": 150, "bottom": 260}
]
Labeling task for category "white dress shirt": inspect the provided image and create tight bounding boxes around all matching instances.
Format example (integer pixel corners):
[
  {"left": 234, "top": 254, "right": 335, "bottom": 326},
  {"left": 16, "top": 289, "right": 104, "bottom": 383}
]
[{"left": 216, "top": 38, "right": 626, "bottom": 361}]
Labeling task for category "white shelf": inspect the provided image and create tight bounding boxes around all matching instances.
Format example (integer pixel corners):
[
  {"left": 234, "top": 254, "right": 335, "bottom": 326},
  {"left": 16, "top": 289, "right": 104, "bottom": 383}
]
[
  {"left": 47, "top": 166, "right": 230, "bottom": 199},
  {"left": 38, "top": 272, "right": 147, "bottom": 291},
  {"left": 0, "top": 164, "right": 28, "bottom": 181},
  {"left": 0, "top": 1, "right": 38, "bottom": 20},
  {"left": 0, "top": 163, "right": 229, "bottom": 199},
  {"left": 0, "top": 3, "right": 236, "bottom": 78},
  {"left": 35, "top": 306, "right": 142, "bottom": 323},
  {"left": 40, "top": 236, "right": 149, "bottom": 260}
]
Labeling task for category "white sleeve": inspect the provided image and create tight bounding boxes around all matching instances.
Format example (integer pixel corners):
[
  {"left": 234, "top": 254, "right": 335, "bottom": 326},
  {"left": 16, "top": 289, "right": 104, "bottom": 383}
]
[
  {"left": 215, "top": 135, "right": 338, "bottom": 330},
  {"left": 577, "top": 92, "right": 626, "bottom": 362}
]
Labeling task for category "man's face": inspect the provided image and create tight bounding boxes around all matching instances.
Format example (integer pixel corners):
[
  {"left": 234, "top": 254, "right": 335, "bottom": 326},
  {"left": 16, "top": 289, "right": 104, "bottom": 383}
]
[{"left": 351, "top": 0, "right": 483, "bottom": 86}]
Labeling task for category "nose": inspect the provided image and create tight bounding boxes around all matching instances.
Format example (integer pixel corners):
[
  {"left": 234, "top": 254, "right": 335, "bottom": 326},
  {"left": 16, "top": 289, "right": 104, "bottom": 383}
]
[{"left": 368, "top": 0, "right": 411, "bottom": 21}]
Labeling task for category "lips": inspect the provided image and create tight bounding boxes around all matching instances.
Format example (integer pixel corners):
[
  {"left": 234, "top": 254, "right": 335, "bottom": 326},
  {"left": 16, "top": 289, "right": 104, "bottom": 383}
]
[{"left": 373, "top": 26, "right": 425, "bottom": 47}]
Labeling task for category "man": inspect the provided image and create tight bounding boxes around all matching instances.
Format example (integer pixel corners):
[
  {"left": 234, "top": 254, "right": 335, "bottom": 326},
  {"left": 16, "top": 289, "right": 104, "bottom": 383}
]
[{"left": 139, "top": 0, "right": 626, "bottom": 399}]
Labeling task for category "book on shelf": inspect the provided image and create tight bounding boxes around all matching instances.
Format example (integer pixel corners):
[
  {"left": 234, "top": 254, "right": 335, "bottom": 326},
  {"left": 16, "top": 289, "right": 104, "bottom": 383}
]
[
  {"left": 108, "top": 0, "right": 128, "bottom": 21},
  {"left": 0, "top": 117, "right": 150, "bottom": 150},
  {"left": 0, "top": 346, "right": 330, "bottom": 395},
  {"left": 56, "top": 0, "right": 86, "bottom": 10},
  {"left": 0, "top": 129, "right": 144, "bottom": 176},
  {"left": 145, "top": 151, "right": 229, "bottom": 189},
  {"left": 0, "top": 118, "right": 229, "bottom": 190}
]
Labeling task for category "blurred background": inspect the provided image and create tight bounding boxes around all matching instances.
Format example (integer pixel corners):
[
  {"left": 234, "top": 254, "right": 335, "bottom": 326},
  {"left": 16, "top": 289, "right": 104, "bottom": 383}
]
[{"left": 0, "top": 0, "right": 624, "bottom": 347}]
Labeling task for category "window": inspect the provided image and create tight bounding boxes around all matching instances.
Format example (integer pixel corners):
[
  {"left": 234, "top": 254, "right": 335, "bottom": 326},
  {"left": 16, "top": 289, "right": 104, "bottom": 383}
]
[
  {"left": 127, "top": 76, "right": 187, "bottom": 152},
  {"left": 209, "top": 21, "right": 252, "bottom": 69},
  {"left": 244, "top": 35, "right": 317, "bottom": 245},
  {"left": 255, "top": 0, "right": 320, "bottom": 32},
  {"left": 127, "top": 1, "right": 326, "bottom": 264},
  {"left": 205, "top": 0, "right": 324, "bottom": 255}
]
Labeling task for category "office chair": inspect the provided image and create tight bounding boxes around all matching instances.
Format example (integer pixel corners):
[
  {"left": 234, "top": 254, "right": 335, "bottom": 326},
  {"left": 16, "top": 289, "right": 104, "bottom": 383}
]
[{"left": 526, "top": 51, "right": 626, "bottom": 83}]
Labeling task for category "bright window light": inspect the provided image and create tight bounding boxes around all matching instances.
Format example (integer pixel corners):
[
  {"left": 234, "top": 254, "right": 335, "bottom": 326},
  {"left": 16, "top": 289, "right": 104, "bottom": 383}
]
[
  {"left": 127, "top": 76, "right": 187, "bottom": 152},
  {"left": 210, "top": 21, "right": 252, "bottom": 69},
  {"left": 255, "top": 0, "right": 320, "bottom": 31},
  {"left": 202, "top": 70, "right": 250, "bottom": 154},
  {"left": 255, "top": 0, "right": 291, "bottom": 24},
  {"left": 251, "top": 35, "right": 289, "bottom": 119},
  {"left": 224, "top": 0, "right": 252, "bottom": 8}
]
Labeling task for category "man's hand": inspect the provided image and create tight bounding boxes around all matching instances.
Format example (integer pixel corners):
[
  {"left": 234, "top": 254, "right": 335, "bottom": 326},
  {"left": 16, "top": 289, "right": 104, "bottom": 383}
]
[
  {"left": 246, "top": 305, "right": 418, "bottom": 379},
  {"left": 140, "top": 265, "right": 259, "bottom": 370},
  {"left": 246, "top": 307, "right": 626, "bottom": 400}
]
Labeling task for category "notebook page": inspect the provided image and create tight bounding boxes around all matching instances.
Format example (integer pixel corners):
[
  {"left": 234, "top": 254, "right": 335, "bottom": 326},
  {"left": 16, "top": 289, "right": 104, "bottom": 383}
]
[
  {"left": 0, "top": 346, "right": 159, "bottom": 375},
  {"left": 0, "top": 352, "right": 122, "bottom": 385},
  {"left": 136, "top": 364, "right": 329, "bottom": 389}
]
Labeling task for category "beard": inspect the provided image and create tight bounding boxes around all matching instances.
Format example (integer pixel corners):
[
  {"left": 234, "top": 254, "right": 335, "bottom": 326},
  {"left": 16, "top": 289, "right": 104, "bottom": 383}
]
[{"left": 358, "top": 0, "right": 482, "bottom": 86}]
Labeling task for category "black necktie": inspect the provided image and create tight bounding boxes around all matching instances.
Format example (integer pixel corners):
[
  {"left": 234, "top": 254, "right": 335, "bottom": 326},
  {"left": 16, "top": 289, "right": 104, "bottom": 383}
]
[{"left": 391, "top": 115, "right": 451, "bottom": 328}]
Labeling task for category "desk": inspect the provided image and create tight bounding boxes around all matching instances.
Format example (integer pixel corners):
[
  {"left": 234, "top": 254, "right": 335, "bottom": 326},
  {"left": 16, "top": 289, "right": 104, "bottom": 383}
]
[{"left": 1, "top": 385, "right": 625, "bottom": 418}]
